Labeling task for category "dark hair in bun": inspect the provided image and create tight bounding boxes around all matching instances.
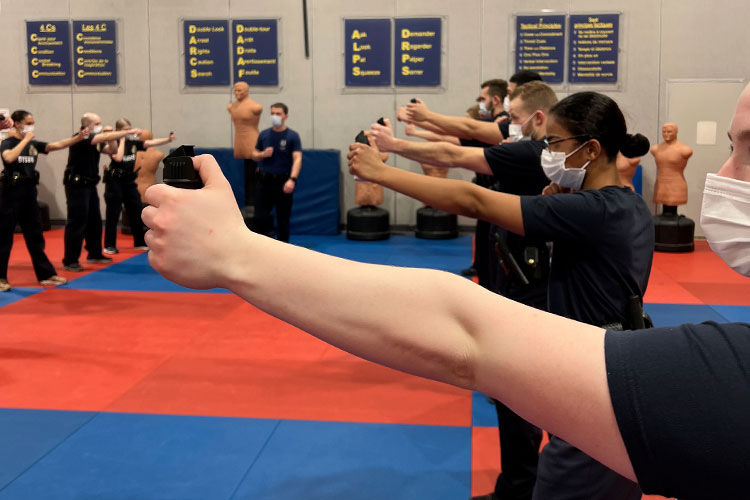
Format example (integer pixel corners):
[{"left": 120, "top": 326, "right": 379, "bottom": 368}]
[
  {"left": 549, "top": 92, "right": 649, "bottom": 161},
  {"left": 619, "top": 133, "right": 650, "bottom": 158}
]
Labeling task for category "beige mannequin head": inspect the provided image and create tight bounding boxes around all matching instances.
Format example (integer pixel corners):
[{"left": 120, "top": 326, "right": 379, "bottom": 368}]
[{"left": 662, "top": 123, "right": 678, "bottom": 142}]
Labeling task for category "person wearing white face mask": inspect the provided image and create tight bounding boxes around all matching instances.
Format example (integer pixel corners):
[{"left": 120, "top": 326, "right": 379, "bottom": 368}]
[
  {"left": 102, "top": 118, "right": 176, "bottom": 255},
  {"left": 62, "top": 112, "right": 137, "bottom": 272},
  {"left": 248, "top": 102, "right": 302, "bottom": 242},
  {"left": 141, "top": 83, "right": 749, "bottom": 500},
  {"left": 0, "top": 110, "right": 86, "bottom": 291},
  {"left": 359, "top": 90, "right": 652, "bottom": 500}
]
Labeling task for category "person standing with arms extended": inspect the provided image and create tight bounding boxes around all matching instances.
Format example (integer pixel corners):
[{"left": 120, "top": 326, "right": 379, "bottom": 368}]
[
  {"left": 102, "top": 119, "right": 175, "bottom": 254},
  {"left": 0, "top": 110, "right": 84, "bottom": 291},
  {"left": 62, "top": 113, "right": 137, "bottom": 271},
  {"left": 250, "top": 103, "right": 302, "bottom": 242}
]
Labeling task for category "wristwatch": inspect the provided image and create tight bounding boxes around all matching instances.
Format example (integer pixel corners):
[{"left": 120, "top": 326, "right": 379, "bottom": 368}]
[{"left": 288, "top": 176, "right": 297, "bottom": 183}]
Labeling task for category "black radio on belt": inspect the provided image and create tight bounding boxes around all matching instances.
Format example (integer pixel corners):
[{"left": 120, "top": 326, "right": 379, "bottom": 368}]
[{"left": 162, "top": 145, "right": 203, "bottom": 189}]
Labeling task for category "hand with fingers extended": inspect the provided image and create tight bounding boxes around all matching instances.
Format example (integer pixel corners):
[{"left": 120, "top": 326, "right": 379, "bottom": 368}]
[
  {"left": 142, "top": 154, "right": 250, "bottom": 290},
  {"left": 369, "top": 118, "right": 398, "bottom": 153},
  {"left": 396, "top": 106, "right": 411, "bottom": 123},
  {"left": 347, "top": 142, "right": 388, "bottom": 183}
]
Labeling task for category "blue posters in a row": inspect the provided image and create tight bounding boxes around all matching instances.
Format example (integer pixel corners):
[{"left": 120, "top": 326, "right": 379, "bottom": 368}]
[
  {"left": 73, "top": 20, "right": 117, "bottom": 85},
  {"left": 26, "top": 21, "right": 72, "bottom": 85},
  {"left": 27, "top": 20, "right": 118, "bottom": 86},
  {"left": 515, "top": 13, "right": 620, "bottom": 84},
  {"left": 344, "top": 17, "right": 442, "bottom": 87},
  {"left": 183, "top": 19, "right": 280, "bottom": 87}
]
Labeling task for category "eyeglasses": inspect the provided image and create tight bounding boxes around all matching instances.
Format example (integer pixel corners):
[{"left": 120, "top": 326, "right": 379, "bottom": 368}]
[{"left": 545, "top": 135, "right": 591, "bottom": 152}]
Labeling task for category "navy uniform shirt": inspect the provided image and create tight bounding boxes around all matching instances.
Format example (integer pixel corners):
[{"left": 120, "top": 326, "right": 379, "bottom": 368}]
[
  {"left": 521, "top": 186, "right": 654, "bottom": 325},
  {"left": 1, "top": 137, "right": 49, "bottom": 177},
  {"left": 110, "top": 139, "right": 146, "bottom": 172},
  {"left": 255, "top": 128, "right": 302, "bottom": 175}
]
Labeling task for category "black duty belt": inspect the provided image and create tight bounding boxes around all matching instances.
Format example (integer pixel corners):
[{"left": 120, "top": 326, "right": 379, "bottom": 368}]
[
  {"left": 1, "top": 170, "right": 39, "bottom": 187},
  {"left": 63, "top": 170, "right": 100, "bottom": 187}
]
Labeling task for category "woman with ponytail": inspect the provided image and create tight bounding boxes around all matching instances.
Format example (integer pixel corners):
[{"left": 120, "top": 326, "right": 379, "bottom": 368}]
[{"left": 351, "top": 91, "right": 654, "bottom": 500}]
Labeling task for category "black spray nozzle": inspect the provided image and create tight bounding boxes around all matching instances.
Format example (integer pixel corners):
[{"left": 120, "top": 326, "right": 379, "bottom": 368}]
[
  {"left": 355, "top": 130, "right": 369, "bottom": 145},
  {"left": 410, "top": 98, "right": 418, "bottom": 103},
  {"left": 163, "top": 145, "right": 203, "bottom": 189},
  {"left": 377, "top": 117, "right": 386, "bottom": 126}
]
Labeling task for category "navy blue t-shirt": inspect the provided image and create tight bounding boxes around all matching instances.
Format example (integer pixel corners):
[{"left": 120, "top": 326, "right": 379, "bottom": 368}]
[
  {"left": 606, "top": 321, "right": 750, "bottom": 498},
  {"left": 255, "top": 128, "right": 301, "bottom": 175},
  {"left": 1, "top": 137, "right": 48, "bottom": 178},
  {"left": 521, "top": 186, "right": 654, "bottom": 325},
  {"left": 110, "top": 139, "right": 145, "bottom": 172},
  {"left": 483, "top": 140, "right": 550, "bottom": 196}
]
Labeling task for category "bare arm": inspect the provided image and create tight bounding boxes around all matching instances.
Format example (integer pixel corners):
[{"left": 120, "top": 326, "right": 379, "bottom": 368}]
[
  {"left": 406, "top": 100, "right": 504, "bottom": 144},
  {"left": 109, "top": 137, "right": 125, "bottom": 162},
  {"left": 348, "top": 143, "right": 524, "bottom": 235},
  {"left": 141, "top": 153, "right": 635, "bottom": 482},
  {"left": 405, "top": 124, "right": 461, "bottom": 145},
  {"left": 45, "top": 132, "right": 84, "bottom": 153},
  {"left": 1, "top": 133, "right": 34, "bottom": 164},
  {"left": 92, "top": 128, "right": 140, "bottom": 145},
  {"left": 144, "top": 132, "right": 176, "bottom": 148}
]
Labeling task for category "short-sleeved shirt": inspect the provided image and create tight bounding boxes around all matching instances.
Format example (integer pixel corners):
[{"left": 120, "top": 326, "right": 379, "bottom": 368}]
[
  {"left": 460, "top": 113, "right": 509, "bottom": 188},
  {"left": 110, "top": 139, "right": 146, "bottom": 172},
  {"left": 66, "top": 133, "right": 103, "bottom": 178},
  {"left": 484, "top": 140, "right": 550, "bottom": 196},
  {"left": 1, "top": 137, "right": 48, "bottom": 177},
  {"left": 521, "top": 186, "right": 654, "bottom": 325},
  {"left": 255, "top": 128, "right": 301, "bottom": 175},
  {"left": 606, "top": 321, "right": 750, "bottom": 499}
]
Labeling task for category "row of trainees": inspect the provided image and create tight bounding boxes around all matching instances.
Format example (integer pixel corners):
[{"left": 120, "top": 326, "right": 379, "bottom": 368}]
[
  {"left": 387, "top": 74, "right": 650, "bottom": 500},
  {"left": 142, "top": 78, "right": 749, "bottom": 500},
  {"left": 0, "top": 110, "right": 175, "bottom": 292}
]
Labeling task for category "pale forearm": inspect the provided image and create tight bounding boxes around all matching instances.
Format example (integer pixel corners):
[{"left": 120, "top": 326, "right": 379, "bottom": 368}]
[
  {"left": 2, "top": 138, "right": 32, "bottom": 163},
  {"left": 224, "top": 232, "right": 479, "bottom": 388},
  {"left": 290, "top": 157, "right": 302, "bottom": 178},
  {"left": 391, "top": 139, "right": 489, "bottom": 173},
  {"left": 145, "top": 137, "right": 172, "bottom": 148},
  {"left": 46, "top": 135, "right": 81, "bottom": 152}
]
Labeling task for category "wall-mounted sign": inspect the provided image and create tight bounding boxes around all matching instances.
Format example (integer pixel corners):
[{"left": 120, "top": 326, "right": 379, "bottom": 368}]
[
  {"left": 72, "top": 20, "right": 117, "bottom": 85},
  {"left": 568, "top": 14, "right": 619, "bottom": 84},
  {"left": 184, "top": 20, "right": 230, "bottom": 86},
  {"left": 26, "top": 21, "right": 72, "bottom": 85},
  {"left": 394, "top": 18, "right": 441, "bottom": 86},
  {"left": 232, "top": 19, "right": 279, "bottom": 86},
  {"left": 344, "top": 18, "right": 391, "bottom": 87},
  {"left": 515, "top": 15, "right": 565, "bottom": 84}
]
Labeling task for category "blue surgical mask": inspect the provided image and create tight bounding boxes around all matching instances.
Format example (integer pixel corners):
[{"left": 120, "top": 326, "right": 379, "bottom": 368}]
[
  {"left": 478, "top": 102, "right": 491, "bottom": 118},
  {"left": 271, "top": 115, "right": 283, "bottom": 128}
]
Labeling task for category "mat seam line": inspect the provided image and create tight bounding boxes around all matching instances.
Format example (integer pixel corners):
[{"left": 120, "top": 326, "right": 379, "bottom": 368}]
[{"left": 227, "top": 419, "right": 283, "bottom": 500}]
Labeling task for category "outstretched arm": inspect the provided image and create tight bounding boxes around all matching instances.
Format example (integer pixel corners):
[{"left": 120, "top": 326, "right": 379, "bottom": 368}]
[
  {"left": 144, "top": 132, "right": 176, "bottom": 148},
  {"left": 348, "top": 143, "right": 524, "bottom": 235},
  {"left": 405, "top": 123, "right": 461, "bottom": 145},
  {"left": 405, "top": 99, "right": 504, "bottom": 144},
  {"left": 45, "top": 132, "right": 85, "bottom": 152},
  {"left": 141, "top": 154, "right": 634, "bottom": 483},
  {"left": 370, "top": 119, "right": 492, "bottom": 175}
]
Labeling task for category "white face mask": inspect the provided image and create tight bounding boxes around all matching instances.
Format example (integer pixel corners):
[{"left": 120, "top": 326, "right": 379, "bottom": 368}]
[
  {"left": 22, "top": 125, "right": 35, "bottom": 134},
  {"left": 92, "top": 125, "right": 103, "bottom": 134},
  {"left": 700, "top": 173, "right": 750, "bottom": 276},
  {"left": 478, "top": 102, "right": 491, "bottom": 118},
  {"left": 540, "top": 141, "right": 591, "bottom": 190},
  {"left": 508, "top": 112, "right": 536, "bottom": 142},
  {"left": 503, "top": 95, "right": 511, "bottom": 113},
  {"left": 128, "top": 133, "right": 139, "bottom": 140},
  {"left": 271, "top": 115, "right": 283, "bottom": 128}
]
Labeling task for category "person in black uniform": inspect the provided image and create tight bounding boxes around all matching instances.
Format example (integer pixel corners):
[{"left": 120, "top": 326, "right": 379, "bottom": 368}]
[
  {"left": 142, "top": 85, "right": 750, "bottom": 500},
  {"left": 364, "top": 90, "right": 652, "bottom": 500},
  {"left": 250, "top": 103, "right": 302, "bottom": 243},
  {"left": 62, "top": 112, "right": 138, "bottom": 271},
  {"left": 102, "top": 118, "right": 175, "bottom": 254},
  {"left": 0, "top": 110, "right": 83, "bottom": 291},
  {"left": 398, "top": 82, "right": 559, "bottom": 500}
]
